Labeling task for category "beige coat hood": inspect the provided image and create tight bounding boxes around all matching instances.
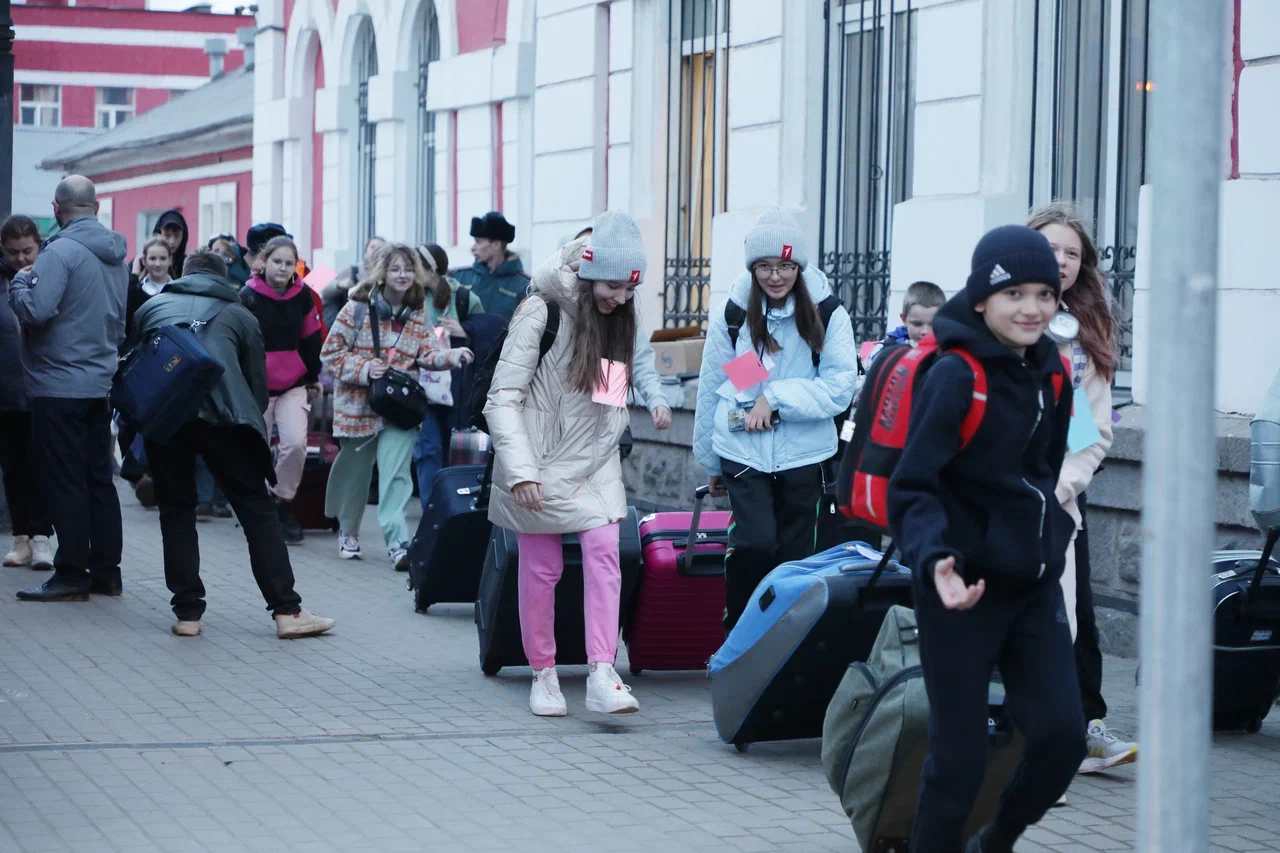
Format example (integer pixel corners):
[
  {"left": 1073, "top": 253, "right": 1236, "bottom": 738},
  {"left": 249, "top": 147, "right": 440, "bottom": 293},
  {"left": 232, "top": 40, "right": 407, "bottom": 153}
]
[{"left": 484, "top": 237, "right": 631, "bottom": 534}]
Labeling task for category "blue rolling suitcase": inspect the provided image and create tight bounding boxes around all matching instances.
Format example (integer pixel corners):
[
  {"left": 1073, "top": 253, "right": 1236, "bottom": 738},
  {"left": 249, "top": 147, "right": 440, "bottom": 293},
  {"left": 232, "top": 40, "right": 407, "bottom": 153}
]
[{"left": 709, "top": 542, "right": 914, "bottom": 750}]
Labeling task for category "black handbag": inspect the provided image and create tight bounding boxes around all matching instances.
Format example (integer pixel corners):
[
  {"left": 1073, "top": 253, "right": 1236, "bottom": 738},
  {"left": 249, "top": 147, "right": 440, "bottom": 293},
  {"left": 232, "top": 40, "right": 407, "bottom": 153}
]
[{"left": 364, "top": 303, "right": 431, "bottom": 431}]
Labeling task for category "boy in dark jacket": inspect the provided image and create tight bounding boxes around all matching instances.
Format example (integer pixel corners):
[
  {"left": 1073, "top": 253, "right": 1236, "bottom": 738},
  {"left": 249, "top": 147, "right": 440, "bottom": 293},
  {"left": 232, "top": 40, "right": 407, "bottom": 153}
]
[
  {"left": 134, "top": 251, "right": 335, "bottom": 640},
  {"left": 887, "top": 225, "right": 1084, "bottom": 853}
]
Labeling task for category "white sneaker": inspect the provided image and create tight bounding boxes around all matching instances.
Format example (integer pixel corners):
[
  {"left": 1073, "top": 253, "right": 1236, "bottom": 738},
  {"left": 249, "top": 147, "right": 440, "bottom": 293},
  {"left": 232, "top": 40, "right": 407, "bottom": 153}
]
[
  {"left": 275, "top": 608, "right": 336, "bottom": 639},
  {"left": 389, "top": 545, "right": 410, "bottom": 572},
  {"left": 1079, "top": 719, "right": 1138, "bottom": 774},
  {"left": 585, "top": 662, "right": 639, "bottom": 714},
  {"left": 338, "top": 533, "right": 361, "bottom": 560},
  {"left": 529, "top": 667, "right": 568, "bottom": 717},
  {"left": 3, "top": 535, "right": 31, "bottom": 567},
  {"left": 1054, "top": 793, "right": 1067, "bottom": 807},
  {"left": 29, "top": 536, "right": 54, "bottom": 570}
]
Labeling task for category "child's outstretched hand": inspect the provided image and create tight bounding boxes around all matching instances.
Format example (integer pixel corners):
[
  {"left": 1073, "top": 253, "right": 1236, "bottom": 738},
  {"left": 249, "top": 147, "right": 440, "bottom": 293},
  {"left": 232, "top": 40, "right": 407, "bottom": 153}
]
[{"left": 933, "top": 556, "right": 985, "bottom": 611}]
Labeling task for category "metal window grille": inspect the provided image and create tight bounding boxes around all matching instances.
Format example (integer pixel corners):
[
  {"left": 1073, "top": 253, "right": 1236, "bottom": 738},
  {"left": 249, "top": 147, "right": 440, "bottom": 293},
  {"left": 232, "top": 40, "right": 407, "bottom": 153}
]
[
  {"left": 662, "top": 0, "right": 729, "bottom": 329},
  {"left": 1030, "top": 0, "right": 1149, "bottom": 389},
  {"left": 416, "top": 4, "right": 441, "bottom": 243},
  {"left": 818, "top": 0, "right": 916, "bottom": 345},
  {"left": 355, "top": 21, "right": 379, "bottom": 251}
]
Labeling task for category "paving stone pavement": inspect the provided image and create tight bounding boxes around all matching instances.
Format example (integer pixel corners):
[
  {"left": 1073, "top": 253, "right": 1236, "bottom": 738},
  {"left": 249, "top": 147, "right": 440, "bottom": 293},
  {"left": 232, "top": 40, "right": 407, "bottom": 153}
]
[{"left": 0, "top": 482, "right": 1278, "bottom": 852}]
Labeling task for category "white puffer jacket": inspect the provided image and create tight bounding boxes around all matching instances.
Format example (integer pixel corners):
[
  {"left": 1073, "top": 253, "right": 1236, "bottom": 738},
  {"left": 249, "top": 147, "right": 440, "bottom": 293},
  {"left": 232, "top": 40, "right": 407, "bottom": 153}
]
[{"left": 484, "top": 238, "right": 630, "bottom": 535}]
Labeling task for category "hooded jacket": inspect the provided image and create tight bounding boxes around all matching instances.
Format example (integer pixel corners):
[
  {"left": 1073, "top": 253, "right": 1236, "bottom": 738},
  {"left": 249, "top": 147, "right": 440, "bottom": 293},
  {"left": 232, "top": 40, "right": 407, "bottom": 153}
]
[
  {"left": 886, "top": 292, "right": 1075, "bottom": 589},
  {"left": 239, "top": 275, "right": 324, "bottom": 395},
  {"left": 483, "top": 238, "right": 630, "bottom": 535},
  {"left": 0, "top": 264, "right": 26, "bottom": 411},
  {"left": 153, "top": 209, "right": 189, "bottom": 281},
  {"left": 453, "top": 254, "right": 529, "bottom": 324},
  {"left": 131, "top": 271, "right": 275, "bottom": 480},
  {"left": 692, "top": 265, "right": 859, "bottom": 477},
  {"left": 8, "top": 215, "right": 128, "bottom": 399}
]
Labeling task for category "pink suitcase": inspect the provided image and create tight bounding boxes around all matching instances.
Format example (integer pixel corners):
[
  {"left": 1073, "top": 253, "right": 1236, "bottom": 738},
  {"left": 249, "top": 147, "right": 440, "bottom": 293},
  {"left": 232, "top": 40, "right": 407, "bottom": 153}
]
[{"left": 626, "top": 486, "right": 730, "bottom": 674}]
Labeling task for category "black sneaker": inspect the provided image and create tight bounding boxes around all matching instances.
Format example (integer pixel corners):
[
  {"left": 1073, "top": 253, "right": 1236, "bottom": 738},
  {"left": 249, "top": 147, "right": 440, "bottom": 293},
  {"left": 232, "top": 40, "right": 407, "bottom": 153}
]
[
  {"left": 16, "top": 575, "right": 91, "bottom": 602},
  {"left": 195, "top": 503, "right": 213, "bottom": 520},
  {"left": 277, "top": 500, "right": 304, "bottom": 545},
  {"left": 90, "top": 575, "right": 123, "bottom": 596},
  {"left": 211, "top": 504, "right": 234, "bottom": 519},
  {"left": 134, "top": 475, "right": 157, "bottom": 508}
]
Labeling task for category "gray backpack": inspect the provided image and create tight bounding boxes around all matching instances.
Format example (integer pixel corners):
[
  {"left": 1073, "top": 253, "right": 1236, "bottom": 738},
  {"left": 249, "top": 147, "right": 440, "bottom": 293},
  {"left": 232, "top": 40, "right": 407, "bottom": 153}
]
[{"left": 820, "top": 605, "right": 1021, "bottom": 851}]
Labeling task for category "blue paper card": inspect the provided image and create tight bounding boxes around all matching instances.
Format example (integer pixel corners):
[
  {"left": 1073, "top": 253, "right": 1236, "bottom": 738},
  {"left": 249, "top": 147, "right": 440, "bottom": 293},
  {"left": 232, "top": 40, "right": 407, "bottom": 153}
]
[{"left": 1067, "top": 387, "right": 1103, "bottom": 454}]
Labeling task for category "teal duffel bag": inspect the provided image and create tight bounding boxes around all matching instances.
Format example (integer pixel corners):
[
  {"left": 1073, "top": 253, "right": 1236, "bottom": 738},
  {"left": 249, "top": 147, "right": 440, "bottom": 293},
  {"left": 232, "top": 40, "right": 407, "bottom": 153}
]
[{"left": 820, "top": 605, "right": 1022, "bottom": 851}]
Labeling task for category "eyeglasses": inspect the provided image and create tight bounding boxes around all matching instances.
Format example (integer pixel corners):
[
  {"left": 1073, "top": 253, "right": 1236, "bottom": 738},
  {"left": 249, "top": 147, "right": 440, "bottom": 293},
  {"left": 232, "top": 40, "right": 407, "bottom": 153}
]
[{"left": 753, "top": 262, "right": 799, "bottom": 279}]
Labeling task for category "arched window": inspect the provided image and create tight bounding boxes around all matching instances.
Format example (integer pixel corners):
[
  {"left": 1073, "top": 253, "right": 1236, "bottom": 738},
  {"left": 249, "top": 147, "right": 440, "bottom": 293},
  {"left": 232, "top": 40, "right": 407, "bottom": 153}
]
[
  {"left": 416, "top": 3, "right": 441, "bottom": 242},
  {"left": 354, "top": 19, "right": 378, "bottom": 250}
]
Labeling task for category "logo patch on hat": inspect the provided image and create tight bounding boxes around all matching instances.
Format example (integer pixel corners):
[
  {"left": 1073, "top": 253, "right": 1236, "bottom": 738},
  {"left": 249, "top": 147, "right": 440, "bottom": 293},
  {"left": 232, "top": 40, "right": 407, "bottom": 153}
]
[
  {"left": 629, "top": 270, "right": 641, "bottom": 284},
  {"left": 989, "top": 263, "right": 1012, "bottom": 286},
  {"left": 582, "top": 248, "right": 593, "bottom": 261},
  {"left": 781, "top": 245, "right": 793, "bottom": 260}
]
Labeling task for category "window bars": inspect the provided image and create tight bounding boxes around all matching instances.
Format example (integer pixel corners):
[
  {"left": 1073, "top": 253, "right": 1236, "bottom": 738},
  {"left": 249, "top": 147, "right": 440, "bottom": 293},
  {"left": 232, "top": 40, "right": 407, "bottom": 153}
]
[
  {"left": 416, "top": 4, "right": 441, "bottom": 244},
  {"left": 817, "top": 0, "right": 916, "bottom": 345},
  {"left": 355, "top": 20, "right": 379, "bottom": 253},
  {"left": 662, "top": 0, "right": 729, "bottom": 329},
  {"left": 1030, "top": 0, "right": 1149, "bottom": 387}
]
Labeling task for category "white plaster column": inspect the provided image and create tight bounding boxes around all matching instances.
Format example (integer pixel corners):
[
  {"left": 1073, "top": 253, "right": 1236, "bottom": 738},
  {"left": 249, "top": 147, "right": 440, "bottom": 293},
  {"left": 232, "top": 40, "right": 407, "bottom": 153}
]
[
  {"left": 367, "top": 70, "right": 418, "bottom": 243},
  {"left": 252, "top": 0, "right": 288, "bottom": 224},
  {"left": 313, "top": 84, "right": 358, "bottom": 271}
]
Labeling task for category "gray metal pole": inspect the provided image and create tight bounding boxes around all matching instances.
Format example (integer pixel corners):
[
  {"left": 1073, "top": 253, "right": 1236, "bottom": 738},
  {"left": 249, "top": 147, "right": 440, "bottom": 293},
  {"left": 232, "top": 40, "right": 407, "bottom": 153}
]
[{"left": 1138, "top": 2, "right": 1227, "bottom": 851}]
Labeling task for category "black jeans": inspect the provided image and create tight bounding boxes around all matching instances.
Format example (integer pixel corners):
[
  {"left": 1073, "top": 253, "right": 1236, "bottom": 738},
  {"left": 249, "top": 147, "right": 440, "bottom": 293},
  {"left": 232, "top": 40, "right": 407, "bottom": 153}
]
[
  {"left": 0, "top": 411, "right": 53, "bottom": 537},
  {"left": 720, "top": 458, "right": 822, "bottom": 633},
  {"left": 1073, "top": 493, "right": 1108, "bottom": 723},
  {"left": 144, "top": 420, "right": 303, "bottom": 621},
  {"left": 910, "top": 575, "right": 1086, "bottom": 853},
  {"left": 30, "top": 397, "right": 122, "bottom": 583}
]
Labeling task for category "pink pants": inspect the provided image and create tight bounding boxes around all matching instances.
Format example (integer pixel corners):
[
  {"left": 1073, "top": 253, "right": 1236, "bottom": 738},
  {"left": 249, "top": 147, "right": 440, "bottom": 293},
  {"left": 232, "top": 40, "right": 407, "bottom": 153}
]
[
  {"left": 265, "top": 386, "right": 309, "bottom": 501},
  {"left": 517, "top": 522, "right": 621, "bottom": 671}
]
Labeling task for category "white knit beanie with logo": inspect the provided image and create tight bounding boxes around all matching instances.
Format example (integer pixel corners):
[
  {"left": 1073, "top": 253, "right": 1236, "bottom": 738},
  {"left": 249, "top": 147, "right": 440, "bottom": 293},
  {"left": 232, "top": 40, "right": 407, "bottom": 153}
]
[
  {"left": 743, "top": 206, "right": 809, "bottom": 271},
  {"left": 578, "top": 210, "right": 647, "bottom": 285}
]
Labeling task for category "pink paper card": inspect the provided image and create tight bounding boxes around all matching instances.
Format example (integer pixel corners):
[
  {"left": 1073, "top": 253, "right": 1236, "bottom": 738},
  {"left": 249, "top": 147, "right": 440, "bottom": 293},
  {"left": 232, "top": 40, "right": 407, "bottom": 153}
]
[
  {"left": 302, "top": 263, "right": 337, "bottom": 293},
  {"left": 592, "top": 359, "right": 629, "bottom": 407},
  {"left": 433, "top": 326, "right": 448, "bottom": 345},
  {"left": 723, "top": 351, "right": 769, "bottom": 391}
]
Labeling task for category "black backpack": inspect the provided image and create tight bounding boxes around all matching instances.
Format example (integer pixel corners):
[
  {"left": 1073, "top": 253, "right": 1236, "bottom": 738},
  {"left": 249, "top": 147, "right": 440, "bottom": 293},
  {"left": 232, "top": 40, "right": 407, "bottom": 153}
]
[
  {"left": 469, "top": 298, "right": 561, "bottom": 434},
  {"left": 723, "top": 293, "right": 853, "bottom": 444},
  {"left": 454, "top": 285, "right": 472, "bottom": 323}
]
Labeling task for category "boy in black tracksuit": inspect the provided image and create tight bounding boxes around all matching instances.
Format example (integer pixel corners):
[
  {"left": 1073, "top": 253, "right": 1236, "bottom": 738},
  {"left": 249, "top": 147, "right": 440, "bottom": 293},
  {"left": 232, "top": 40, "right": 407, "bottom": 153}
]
[{"left": 888, "top": 226, "right": 1085, "bottom": 853}]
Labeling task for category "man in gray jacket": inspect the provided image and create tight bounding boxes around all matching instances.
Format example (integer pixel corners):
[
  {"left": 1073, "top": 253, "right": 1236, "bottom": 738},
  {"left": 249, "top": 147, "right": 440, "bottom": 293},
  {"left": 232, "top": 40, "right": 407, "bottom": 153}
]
[{"left": 8, "top": 176, "right": 128, "bottom": 602}]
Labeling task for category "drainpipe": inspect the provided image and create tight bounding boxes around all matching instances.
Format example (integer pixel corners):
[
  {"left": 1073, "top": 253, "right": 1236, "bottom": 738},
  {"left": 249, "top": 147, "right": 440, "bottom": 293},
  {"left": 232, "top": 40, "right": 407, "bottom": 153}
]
[{"left": 237, "top": 26, "right": 255, "bottom": 70}]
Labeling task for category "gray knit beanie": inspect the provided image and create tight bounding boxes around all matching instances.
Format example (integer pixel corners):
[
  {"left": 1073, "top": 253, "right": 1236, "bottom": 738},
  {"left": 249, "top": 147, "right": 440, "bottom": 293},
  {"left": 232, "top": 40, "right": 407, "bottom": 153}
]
[
  {"left": 744, "top": 206, "right": 809, "bottom": 270},
  {"left": 578, "top": 211, "right": 646, "bottom": 284}
]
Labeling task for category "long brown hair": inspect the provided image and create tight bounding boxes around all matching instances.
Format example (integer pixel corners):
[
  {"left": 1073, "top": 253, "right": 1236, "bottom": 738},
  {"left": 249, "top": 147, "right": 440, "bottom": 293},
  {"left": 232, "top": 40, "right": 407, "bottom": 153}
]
[
  {"left": 349, "top": 243, "right": 427, "bottom": 311},
  {"left": 747, "top": 270, "right": 825, "bottom": 356},
  {"left": 567, "top": 278, "right": 636, "bottom": 395},
  {"left": 417, "top": 242, "right": 452, "bottom": 312},
  {"left": 1026, "top": 201, "right": 1118, "bottom": 381}
]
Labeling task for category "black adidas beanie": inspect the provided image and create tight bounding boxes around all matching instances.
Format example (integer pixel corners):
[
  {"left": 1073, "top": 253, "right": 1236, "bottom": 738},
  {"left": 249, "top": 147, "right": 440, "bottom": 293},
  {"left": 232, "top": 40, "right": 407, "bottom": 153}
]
[{"left": 965, "top": 224, "right": 1061, "bottom": 305}]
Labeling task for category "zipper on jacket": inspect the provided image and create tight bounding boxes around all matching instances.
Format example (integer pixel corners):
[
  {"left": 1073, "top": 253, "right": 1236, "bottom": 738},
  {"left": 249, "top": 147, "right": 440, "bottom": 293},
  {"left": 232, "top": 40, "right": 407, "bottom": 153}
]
[
  {"left": 838, "top": 664, "right": 923, "bottom": 787},
  {"left": 1023, "top": 379, "right": 1048, "bottom": 578}
]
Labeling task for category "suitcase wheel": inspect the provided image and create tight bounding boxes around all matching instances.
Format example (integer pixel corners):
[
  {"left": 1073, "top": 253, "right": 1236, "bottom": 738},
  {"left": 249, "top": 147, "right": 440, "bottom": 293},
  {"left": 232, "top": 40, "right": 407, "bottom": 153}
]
[
  {"left": 414, "top": 602, "right": 430, "bottom": 614},
  {"left": 1248, "top": 716, "right": 1263, "bottom": 734},
  {"left": 630, "top": 666, "right": 643, "bottom": 677},
  {"left": 481, "top": 660, "right": 501, "bottom": 677},
  {"left": 733, "top": 740, "right": 748, "bottom": 754}
]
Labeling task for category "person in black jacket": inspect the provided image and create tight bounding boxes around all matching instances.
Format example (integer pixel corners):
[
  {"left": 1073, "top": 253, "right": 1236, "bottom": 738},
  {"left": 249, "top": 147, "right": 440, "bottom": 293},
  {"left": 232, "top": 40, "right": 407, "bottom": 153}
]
[{"left": 887, "top": 225, "right": 1084, "bottom": 853}]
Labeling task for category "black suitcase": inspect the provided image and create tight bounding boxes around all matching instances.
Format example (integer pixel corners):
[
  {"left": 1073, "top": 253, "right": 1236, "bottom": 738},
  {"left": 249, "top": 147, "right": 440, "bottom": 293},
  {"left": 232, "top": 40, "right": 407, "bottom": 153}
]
[
  {"left": 710, "top": 544, "right": 915, "bottom": 749},
  {"left": 1211, "top": 531, "right": 1280, "bottom": 732},
  {"left": 475, "top": 508, "right": 643, "bottom": 676},
  {"left": 406, "top": 462, "right": 492, "bottom": 612}
]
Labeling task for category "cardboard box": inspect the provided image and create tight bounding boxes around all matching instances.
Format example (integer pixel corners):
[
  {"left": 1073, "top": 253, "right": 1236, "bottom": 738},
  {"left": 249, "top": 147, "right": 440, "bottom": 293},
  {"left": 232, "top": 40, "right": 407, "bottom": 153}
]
[{"left": 653, "top": 337, "right": 705, "bottom": 376}]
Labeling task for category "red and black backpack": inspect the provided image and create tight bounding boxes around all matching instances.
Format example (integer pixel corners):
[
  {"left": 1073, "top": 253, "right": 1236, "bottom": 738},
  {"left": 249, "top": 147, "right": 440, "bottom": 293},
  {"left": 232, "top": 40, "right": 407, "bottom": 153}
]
[{"left": 836, "top": 334, "right": 1070, "bottom": 531}]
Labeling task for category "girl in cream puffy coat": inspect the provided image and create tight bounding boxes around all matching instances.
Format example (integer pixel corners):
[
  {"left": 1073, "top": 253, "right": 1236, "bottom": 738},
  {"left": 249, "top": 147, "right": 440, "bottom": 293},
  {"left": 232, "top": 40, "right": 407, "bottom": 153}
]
[
  {"left": 484, "top": 211, "right": 649, "bottom": 719},
  {"left": 1029, "top": 201, "right": 1138, "bottom": 776}
]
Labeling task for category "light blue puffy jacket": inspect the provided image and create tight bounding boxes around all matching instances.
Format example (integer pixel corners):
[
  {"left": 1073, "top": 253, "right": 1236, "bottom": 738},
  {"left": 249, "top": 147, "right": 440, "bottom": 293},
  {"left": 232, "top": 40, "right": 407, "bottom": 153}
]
[{"left": 693, "top": 266, "right": 859, "bottom": 476}]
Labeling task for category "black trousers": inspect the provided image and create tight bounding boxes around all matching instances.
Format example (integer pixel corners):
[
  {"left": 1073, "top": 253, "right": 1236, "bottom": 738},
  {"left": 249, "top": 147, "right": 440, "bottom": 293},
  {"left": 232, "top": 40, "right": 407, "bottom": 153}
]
[
  {"left": 911, "top": 575, "right": 1086, "bottom": 853},
  {"left": 145, "top": 421, "right": 303, "bottom": 621},
  {"left": 720, "top": 458, "right": 822, "bottom": 633},
  {"left": 0, "top": 411, "right": 53, "bottom": 537},
  {"left": 1073, "top": 493, "right": 1107, "bottom": 723},
  {"left": 30, "top": 397, "right": 122, "bottom": 583}
]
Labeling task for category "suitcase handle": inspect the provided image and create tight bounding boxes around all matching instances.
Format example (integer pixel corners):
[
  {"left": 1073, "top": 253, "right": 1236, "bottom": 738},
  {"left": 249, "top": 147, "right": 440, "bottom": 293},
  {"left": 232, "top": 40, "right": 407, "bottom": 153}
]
[
  {"left": 853, "top": 540, "right": 898, "bottom": 612},
  {"left": 1246, "top": 527, "right": 1280, "bottom": 612},
  {"left": 681, "top": 486, "right": 713, "bottom": 574},
  {"left": 677, "top": 551, "right": 727, "bottom": 577}
]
